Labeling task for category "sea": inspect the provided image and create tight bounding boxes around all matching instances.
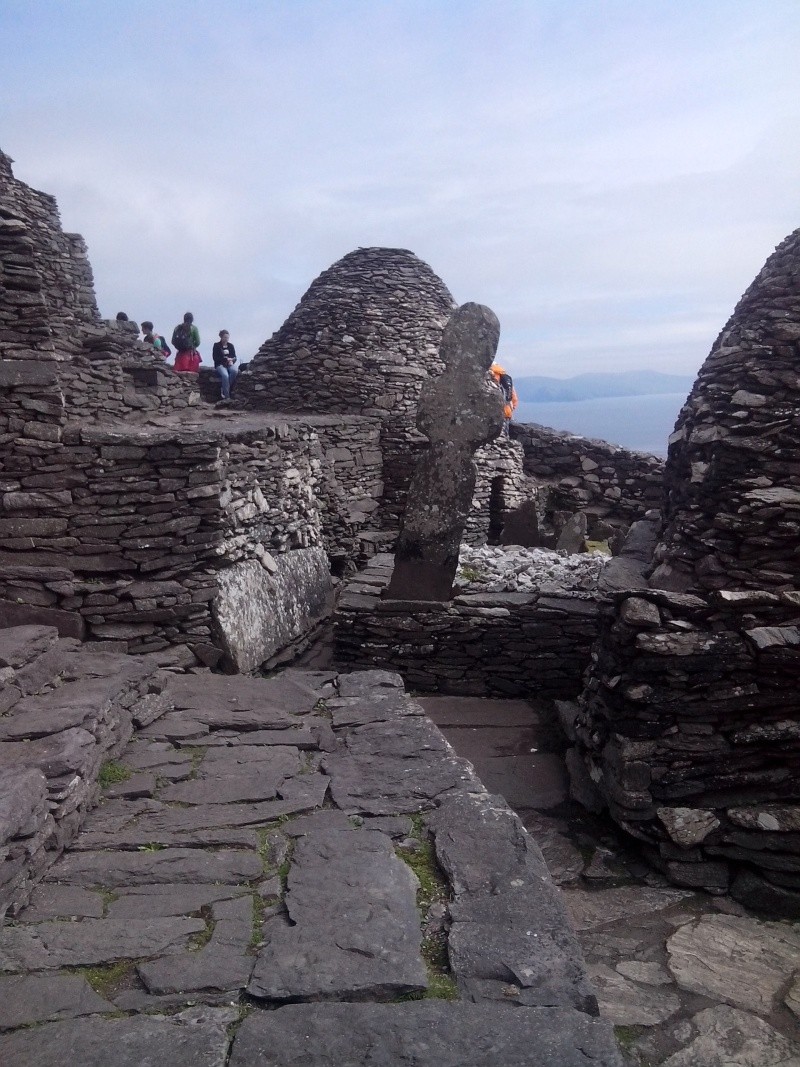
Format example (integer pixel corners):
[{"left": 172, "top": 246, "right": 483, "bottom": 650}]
[{"left": 514, "top": 393, "right": 689, "bottom": 458}]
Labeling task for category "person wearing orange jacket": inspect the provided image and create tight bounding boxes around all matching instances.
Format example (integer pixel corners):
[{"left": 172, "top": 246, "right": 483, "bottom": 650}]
[{"left": 489, "top": 363, "right": 518, "bottom": 435}]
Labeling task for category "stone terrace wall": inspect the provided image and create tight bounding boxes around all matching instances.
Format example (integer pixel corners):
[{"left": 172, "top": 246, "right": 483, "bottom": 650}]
[
  {"left": 512, "top": 422, "right": 663, "bottom": 538},
  {"left": 650, "top": 226, "right": 800, "bottom": 593},
  {"left": 577, "top": 587, "right": 800, "bottom": 915},
  {"left": 236, "top": 247, "right": 455, "bottom": 524},
  {"left": 335, "top": 554, "right": 602, "bottom": 697},
  {"left": 0, "top": 417, "right": 335, "bottom": 668}
]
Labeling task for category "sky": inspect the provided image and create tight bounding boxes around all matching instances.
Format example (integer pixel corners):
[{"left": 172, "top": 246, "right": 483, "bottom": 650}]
[{"left": 2, "top": 0, "right": 800, "bottom": 378}]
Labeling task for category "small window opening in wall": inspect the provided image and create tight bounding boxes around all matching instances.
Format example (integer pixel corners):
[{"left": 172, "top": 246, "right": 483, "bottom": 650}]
[
  {"left": 488, "top": 476, "right": 505, "bottom": 544},
  {"left": 330, "top": 556, "right": 348, "bottom": 579}
]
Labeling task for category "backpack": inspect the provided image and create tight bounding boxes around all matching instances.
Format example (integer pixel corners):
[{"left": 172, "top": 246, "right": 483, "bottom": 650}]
[
  {"left": 155, "top": 336, "right": 172, "bottom": 358},
  {"left": 173, "top": 323, "right": 193, "bottom": 351},
  {"left": 498, "top": 372, "right": 514, "bottom": 404}
]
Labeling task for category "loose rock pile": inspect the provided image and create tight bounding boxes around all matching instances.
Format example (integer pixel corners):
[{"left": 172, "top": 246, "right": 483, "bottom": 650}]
[{"left": 457, "top": 544, "right": 608, "bottom": 595}]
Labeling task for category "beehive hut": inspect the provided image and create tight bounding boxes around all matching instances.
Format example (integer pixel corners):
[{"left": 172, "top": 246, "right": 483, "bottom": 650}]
[
  {"left": 651, "top": 227, "right": 800, "bottom": 593},
  {"left": 237, "top": 247, "right": 457, "bottom": 522},
  {"left": 575, "top": 228, "right": 800, "bottom": 914}
]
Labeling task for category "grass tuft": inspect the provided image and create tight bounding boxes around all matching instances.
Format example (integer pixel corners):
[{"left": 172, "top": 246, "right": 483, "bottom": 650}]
[{"left": 98, "top": 762, "right": 131, "bottom": 789}]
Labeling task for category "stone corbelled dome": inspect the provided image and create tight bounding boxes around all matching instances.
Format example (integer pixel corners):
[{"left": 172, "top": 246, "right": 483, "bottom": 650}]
[
  {"left": 237, "top": 247, "right": 455, "bottom": 422},
  {"left": 651, "top": 227, "right": 800, "bottom": 592}
]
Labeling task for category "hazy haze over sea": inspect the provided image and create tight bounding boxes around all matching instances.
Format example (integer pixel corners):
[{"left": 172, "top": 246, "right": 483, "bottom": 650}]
[{"left": 515, "top": 393, "right": 687, "bottom": 457}]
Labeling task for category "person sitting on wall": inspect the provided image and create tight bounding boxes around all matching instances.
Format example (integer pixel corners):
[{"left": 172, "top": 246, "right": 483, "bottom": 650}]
[
  {"left": 141, "top": 320, "right": 172, "bottom": 359},
  {"left": 489, "top": 363, "right": 518, "bottom": 436},
  {"left": 212, "top": 329, "right": 238, "bottom": 400},
  {"left": 171, "top": 312, "right": 202, "bottom": 373}
]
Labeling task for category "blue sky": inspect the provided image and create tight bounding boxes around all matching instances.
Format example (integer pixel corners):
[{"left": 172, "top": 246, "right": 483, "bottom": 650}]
[{"left": 2, "top": 0, "right": 799, "bottom": 377}]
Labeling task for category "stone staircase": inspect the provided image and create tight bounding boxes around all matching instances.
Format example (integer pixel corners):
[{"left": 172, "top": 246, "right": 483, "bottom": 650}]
[
  {"left": 0, "top": 625, "right": 165, "bottom": 920},
  {"left": 0, "top": 629, "right": 622, "bottom": 1065}
]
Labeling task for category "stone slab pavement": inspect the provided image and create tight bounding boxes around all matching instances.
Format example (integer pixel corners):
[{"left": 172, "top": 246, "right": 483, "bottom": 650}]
[
  {"left": 420, "top": 694, "right": 800, "bottom": 1066},
  {"left": 0, "top": 668, "right": 622, "bottom": 1066}
]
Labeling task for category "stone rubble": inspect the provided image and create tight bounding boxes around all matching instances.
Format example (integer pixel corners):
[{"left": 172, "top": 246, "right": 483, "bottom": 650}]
[{"left": 457, "top": 543, "right": 608, "bottom": 595}]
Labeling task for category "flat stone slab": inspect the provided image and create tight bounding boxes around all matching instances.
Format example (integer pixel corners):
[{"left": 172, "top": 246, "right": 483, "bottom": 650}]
[
  {"left": 327, "top": 691, "right": 420, "bottom": 728},
  {"left": 563, "top": 885, "right": 694, "bottom": 931},
  {"left": 667, "top": 912, "right": 800, "bottom": 1014},
  {"left": 157, "top": 750, "right": 300, "bottom": 804},
  {"left": 100, "top": 776, "right": 329, "bottom": 837},
  {"left": 0, "top": 1006, "right": 235, "bottom": 1067},
  {"left": 46, "top": 847, "right": 262, "bottom": 887},
  {"left": 249, "top": 826, "right": 427, "bottom": 1001},
  {"left": 429, "top": 792, "right": 597, "bottom": 1013},
  {"left": 0, "top": 625, "right": 60, "bottom": 669},
  {"left": 587, "top": 963, "right": 680, "bottom": 1026},
  {"left": 323, "top": 716, "right": 478, "bottom": 814},
  {"left": 139, "top": 897, "right": 254, "bottom": 994},
  {"left": 662, "top": 1005, "right": 800, "bottom": 1066},
  {"left": 74, "top": 826, "right": 260, "bottom": 851},
  {"left": 165, "top": 671, "right": 322, "bottom": 715},
  {"left": 0, "top": 916, "right": 205, "bottom": 970},
  {"left": 18, "top": 884, "right": 105, "bottom": 921},
  {"left": 229, "top": 1002, "right": 623, "bottom": 1066},
  {"left": 0, "top": 974, "right": 113, "bottom": 1031},
  {"left": 107, "top": 884, "right": 251, "bottom": 919}
]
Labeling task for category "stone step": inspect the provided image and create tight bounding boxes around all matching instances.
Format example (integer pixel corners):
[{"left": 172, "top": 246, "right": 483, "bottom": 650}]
[
  {"left": 0, "top": 625, "right": 164, "bottom": 920},
  {"left": 0, "top": 659, "right": 622, "bottom": 1064}
]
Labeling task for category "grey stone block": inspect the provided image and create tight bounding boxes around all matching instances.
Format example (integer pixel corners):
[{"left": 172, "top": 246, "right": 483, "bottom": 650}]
[
  {"left": 249, "top": 826, "right": 426, "bottom": 1001},
  {"left": 229, "top": 1002, "right": 623, "bottom": 1066},
  {"left": 0, "top": 1007, "right": 234, "bottom": 1067}
]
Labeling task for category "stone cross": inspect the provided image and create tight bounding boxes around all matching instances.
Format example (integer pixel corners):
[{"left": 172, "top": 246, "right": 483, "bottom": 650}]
[{"left": 386, "top": 302, "right": 505, "bottom": 600}]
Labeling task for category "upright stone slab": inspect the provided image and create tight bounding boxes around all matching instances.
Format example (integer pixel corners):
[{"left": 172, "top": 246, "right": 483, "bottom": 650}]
[{"left": 387, "top": 303, "right": 504, "bottom": 600}]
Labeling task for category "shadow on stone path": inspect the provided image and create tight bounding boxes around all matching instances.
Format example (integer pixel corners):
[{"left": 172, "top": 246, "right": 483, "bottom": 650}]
[
  {"left": 0, "top": 665, "right": 621, "bottom": 1066},
  {"left": 420, "top": 694, "right": 800, "bottom": 1066}
]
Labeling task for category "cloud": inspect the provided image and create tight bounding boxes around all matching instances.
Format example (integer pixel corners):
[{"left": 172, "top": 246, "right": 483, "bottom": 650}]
[{"left": 2, "top": 1, "right": 799, "bottom": 375}]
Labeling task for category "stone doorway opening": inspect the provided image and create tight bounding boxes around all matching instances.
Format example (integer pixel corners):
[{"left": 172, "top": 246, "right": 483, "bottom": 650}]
[{"left": 488, "top": 475, "right": 505, "bottom": 544}]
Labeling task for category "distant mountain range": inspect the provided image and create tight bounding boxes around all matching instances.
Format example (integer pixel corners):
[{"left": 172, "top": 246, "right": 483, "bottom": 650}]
[{"left": 513, "top": 370, "right": 694, "bottom": 403}]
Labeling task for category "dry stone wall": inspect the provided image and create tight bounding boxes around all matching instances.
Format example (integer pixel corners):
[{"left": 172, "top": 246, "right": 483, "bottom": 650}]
[
  {"left": 576, "top": 588, "right": 800, "bottom": 914},
  {"left": 577, "top": 229, "right": 800, "bottom": 914},
  {"left": 511, "top": 422, "right": 663, "bottom": 540},
  {"left": 651, "top": 227, "right": 800, "bottom": 594},
  {"left": 0, "top": 150, "right": 99, "bottom": 359},
  {"left": 468, "top": 437, "right": 531, "bottom": 545},
  {"left": 335, "top": 554, "right": 602, "bottom": 697},
  {"left": 0, "top": 417, "right": 333, "bottom": 668}
]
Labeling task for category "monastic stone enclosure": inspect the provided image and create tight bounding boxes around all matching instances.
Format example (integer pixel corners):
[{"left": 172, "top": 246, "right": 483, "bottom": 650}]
[
  {"left": 335, "top": 554, "right": 602, "bottom": 697},
  {"left": 0, "top": 153, "right": 528, "bottom": 669},
  {"left": 577, "top": 228, "right": 800, "bottom": 915}
]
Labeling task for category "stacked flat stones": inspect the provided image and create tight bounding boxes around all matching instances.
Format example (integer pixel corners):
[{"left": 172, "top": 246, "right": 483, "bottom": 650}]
[
  {"left": 237, "top": 247, "right": 457, "bottom": 523},
  {"left": 576, "top": 229, "right": 800, "bottom": 914},
  {"left": 651, "top": 226, "right": 800, "bottom": 593},
  {"left": 512, "top": 422, "right": 664, "bottom": 541},
  {"left": 0, "top": 150, "right": 198, "bottom": 447},
  {"left": 0, "top": 623, "right": 162, "bottom": 920},
  {"left": 0, "top": 150, "right": 98, "bottom": 359},
  {"left": 335, "top": 553, "right": 603, "bottom": 698}
]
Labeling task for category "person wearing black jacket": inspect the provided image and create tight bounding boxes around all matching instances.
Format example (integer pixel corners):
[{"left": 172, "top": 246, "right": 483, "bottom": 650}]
[{"left": 212, "top": 330, "right": 238, "bottom": 400}]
